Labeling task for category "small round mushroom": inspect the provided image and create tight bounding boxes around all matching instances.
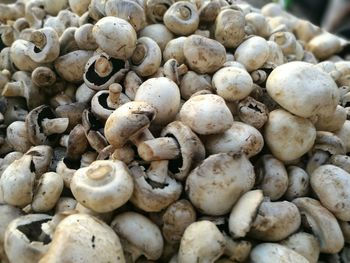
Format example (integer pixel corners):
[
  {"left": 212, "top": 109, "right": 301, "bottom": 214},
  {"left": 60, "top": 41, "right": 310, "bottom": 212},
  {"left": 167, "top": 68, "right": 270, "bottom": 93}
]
[
  {"left": 329, "top": 154, "right": 350, "bottom": 173},
  {"left": 237, "top": 96, "right": 269, "bottom": 129},
  {"left": 163, "top": 1, "right": 199, "bottom": 36},
  {"left": 105, "top": 0, "right": 147, "bottom": 32},
  {"left": 93, "top": 16, "right": 136, "bottom": 59},
  {"left": 179, "top": 71, "right": 212, "bottom": 100},
  {"left": 39, "top": 213, "right": 125, "bottom": 263},
  {"left": 307, "top": 33, "right": 342, "bottom": 60},
  {"left": 212, "top": 66, "right": 253, "bottom": 101},
  {"left": 74, "top": 23, "right": 98, "bottom": 50},
  {"left": 281, "top": 232, "right": 320, "bottom": 263},
  {"left": 284, "top": 166, "right": 310, "bottom": 201},
  {"left": 234, "top": 36, "right": 269, "bottom": 72},
  {"left": 214, "top": 7, "right": 245, "bottom": 48},
  {"left": 179, "top": 94, "right": 233, "bottom": 135},
  {"left": 4, "top": 214, "right": 52, "bottom": 263},
  {"left": 9, "top": 40, "right": 42, "bottom": 72},
  {"left": 228, "top": 189, "right": 264, "bottom": 239},
  {"left": 163, "top": 37, "right": 186, "bottom": 65},
  {"left": 135, "top": 77, "right": 180, "bottom": 125},
  {"left": 0, "top": 155, "right": 35, "bottom": 207},
  {"left": 315, "top": 105, "right": 347, "bottom": 132},
  {"left": 31, "top": 66, "right": 57, "bottom": 88},
  {"left": 204, "top": 122, "right": 264, "bottom": 158},
  {"left": 186, "top": 153, "right": 255, "bottom": 216},
  {"left": 183, "top": 35, "right": 226, "bottom": 74},
  {"left": 266, "top": 61, "right": 339, "bottom": 118},
  {"left": 264, "top": 109, "right": 316, "bottom": 162},
  {"left": 255, "top": 154, "right": 288, "bottom": 201},
  {"left": 311, "top": 164, "right": 350, "bottom": 221},
  {"left": 26, "top": 105, "right": 69, "bottom": 146},
  {"left": 111, "top": 212, "right": 164, "bottom": 262},
  {"left": 70, "top": 160, "right": 134, "bottom": 213},
  {"left": 250, "top": 243, "right": 309, "bottom": 263},
  {"left": 6, "top": 121, "right": 32, "bottom": 153},
  {"left": 162, "top": 199, "right": 196, "bottom": 243},
  {"left": 139, "top": 23, "right": 174, "bottom": 51},
  {"left": 335, "top": 120, "right": 350, "bottom": 153},
  {"left": 293, "top": 197, "right": 344, "bottom": 253},
  {"left": 248, "top": 200, "right": 301, "bottom": 242},
  {"left": 245, "top": 12, "right": 271, "bottom": 38},
  {"left": 130, "top": 37, "right": 162, "bottom": 77},
  {"left": 178, "top": 220, "right": 226, "bottom": 263}
]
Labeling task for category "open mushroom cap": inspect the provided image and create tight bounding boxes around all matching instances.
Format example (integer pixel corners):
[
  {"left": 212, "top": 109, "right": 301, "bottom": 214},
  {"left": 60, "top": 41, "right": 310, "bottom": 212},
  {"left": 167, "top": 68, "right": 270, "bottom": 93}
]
[
  {"left": 159, "top": 121, "right": 205, "bottom": 181},
  {"left": 71, "top": 160, "right": 134, "bottom": 213},
  {"left": 111, "top": 211, "right": 164, "bottom": 261},
  {"left": 311, "top": 164, "right": 350, "bottom": 221},
  {"left": 39, "top": 213, "right": 125, "bottom": 263},
  {"left": 264, "top": 109, "right": 316, "bottom": 162},
  {"left": 293, "top": 197, "right": 344, "bottom": 253},
  {"left": 179, "top": 94, "right": 233, "bottom": 135},
  {"left": 104, "top": 101, "right": 156, "bottom": 148},
  {"left": 228, "top": 189, "right": 264, "bottom": 239},
  {"left": 266, "top": 61, "right": 339, "bottom": 118},
  {"left": 250, "top": 243, "right": 309, "bottom": 263},
  {"left": 186, "top": 152, "right": 255, "bottom": 216},
  {"left": 178, "top": 220, "right": 226, "bottom": 263},
  {"left": 4, "top": 214, "right": 52, "bottom": 263}
]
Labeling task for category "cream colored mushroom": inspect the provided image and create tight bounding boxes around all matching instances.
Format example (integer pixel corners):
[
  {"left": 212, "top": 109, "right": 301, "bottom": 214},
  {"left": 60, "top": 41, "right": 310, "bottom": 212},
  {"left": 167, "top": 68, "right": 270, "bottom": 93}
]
[
  {"left": 284, "top": 166, "right": 310, "bottom": 201},
  {"left": 335, "top": 120, "right": 350, "bottom": 152},
  {"left": 70, "top": 160, "right": 134, "bottom": 213},
  {"left": 111, "top": 212, "right": 164, "bottom": 262},
  {"left": 179, "top": 94, "right": 233, "bottom": 135},
  {"left": 266, "top": 61, "right": 339, "bottom": 118},
  {"left": 250, "top": 243, "right": 309, "bottom": 263},
  {"left": 307, "top": 33, "right": 342, "bottom": 60},
  {"left": 264, "top": 109, "right": 316, "bottom": 162},
  {"left": 186, "top": 153, "right": 255, "bottom": 216},
  {"left": 178, "top": 220, "right": 226, "bottom": 263},
  {"left": 39, "top": 213, "right": 125, "bottom": 263}
]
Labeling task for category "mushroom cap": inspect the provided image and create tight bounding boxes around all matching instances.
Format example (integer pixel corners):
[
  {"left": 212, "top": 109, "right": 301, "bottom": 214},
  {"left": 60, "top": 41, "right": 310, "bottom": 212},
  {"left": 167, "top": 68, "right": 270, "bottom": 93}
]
[
  {"left": 281, "top": 232, "right": 320, "bottom": 263},
  {"left": 293, "top": 197, "right": 344, "bottom": 253},
  {"left": 104, "top": 101, "right": 156, "bottom": 148},
  {"left": 135, "top": 77, "right": 180, "bottom": 125},
  {"left": 179, "top": 94, "right": 233, "bottom": 135},
  {"left": 234, "top": 36, "right": 269, "bottom": 72},
  {"left": 307, "top": 33, "right": 342, "bottom": 60},
  {"left": 5, "top": 214, "right": 52, "bottom": 263},
  {"left": 212, "top": 66, "right": 253, "bottom": 101},
  {"left": 39, "top": 213, "right": 125, "bottom": 263},
  {"left": 204, "top": 121, "right": 264, "bottom": 158},
  {"left": 315, "top": 105, "right": 347, "bottom": 132},
  {"left": 311, "top": 164, "right": 350, "bottom": 221},
  {"left": 0, "top": 155, "right": 35, "bottom": 207},
  {"left": 71, "top": 160, "right": 134, "bottom": 213},
  {"left": 26, "top": 105, "right": 66, "bottom": 146},
  {"left": 228, "top": 189, "right": 264, "bottom": 239},
  {"left": 264, "top": 109, "right": 316, "bottom": 162},
  {"left": 139, "top": 23, "right": 174, "bottom": 51},
  {"left": 183, "top": 35, "right": 226, "bottom": 74},
  {"left": 335, "top": 120, "right": 350, "bottom": 153},
  {"left": 285, "top": 166, "right": 310, "bottom": 201},
  {"left": 186, "top": 153, "right": 255, "bottom": 215},
  {"left": 266, "top": 62, "right": 339, "bottom": 118},
  {"left": 160, "top": 121, "right": 205, "bottom": 181},
  {"left": 93, "top": 16, "right": 137, "bottom": 59},
  {"left": 178, "top": 220, "right": 226, "bottom": 263},
  {"left": 163, "top": 37, "right": 187, "bottom": 65},
  {"left": 6, "top": 121, "right": 32, "bottom": 153},
  {"left": 111, "top": 212, "right": 164, "bottom": 261},
  {"left": 248, "top": 201, "right": 301, "bottom": 242},
  {"left": 250, "top": 243, "right": 309, "bottom": 263},
  {"left": 129, "top": 164, "right": 182, "bottom": 212}
]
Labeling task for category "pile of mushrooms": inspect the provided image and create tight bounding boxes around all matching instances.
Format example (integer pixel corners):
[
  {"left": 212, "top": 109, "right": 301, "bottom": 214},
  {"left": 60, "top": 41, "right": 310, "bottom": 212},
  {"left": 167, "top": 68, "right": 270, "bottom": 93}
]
[{"left": 0, "top": 0, "right": 350, "bottom": 262}]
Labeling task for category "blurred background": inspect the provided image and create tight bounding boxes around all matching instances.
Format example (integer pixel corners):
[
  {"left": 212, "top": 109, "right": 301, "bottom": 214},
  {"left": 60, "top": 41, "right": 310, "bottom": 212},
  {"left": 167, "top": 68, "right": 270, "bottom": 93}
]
[{"left": 246, "top": 0, "right": 350, "bottom": 39}]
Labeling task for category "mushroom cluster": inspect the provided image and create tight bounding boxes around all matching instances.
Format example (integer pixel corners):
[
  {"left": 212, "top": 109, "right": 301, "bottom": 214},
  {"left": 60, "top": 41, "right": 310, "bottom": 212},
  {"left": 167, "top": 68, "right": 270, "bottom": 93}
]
[{"left": 0, "top": 0, "right": 349, "bottom": 262}]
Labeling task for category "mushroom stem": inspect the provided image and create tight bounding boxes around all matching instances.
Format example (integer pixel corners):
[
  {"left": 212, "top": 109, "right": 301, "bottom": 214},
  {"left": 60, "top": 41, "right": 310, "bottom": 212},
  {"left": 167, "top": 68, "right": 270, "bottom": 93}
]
[
  {"left": 94, "top": 56, "right": 113, "bottom": 78},
  {"left": 130, "top": 129, "right": 154, "bottom": 148},
  {"left": 147, "top": 160, "right": 169, "bottom": 184},
  {"left": 178, "top": 63, "right": 188, "bottom": 76},
  {"left": 138, "top": 137, "right": 180, "bottom": 161},
  {"left": 30, "top": 30, "right": 46, "bottom": 49},
  {"left": 41, "top": 118, "right": 69, "bottom": 135},
  {"left": 2, "top": 82, "right": 24, "bottom": 97},
  {"left": 107, "top": 83, "right": 122, "bottom": 109}
]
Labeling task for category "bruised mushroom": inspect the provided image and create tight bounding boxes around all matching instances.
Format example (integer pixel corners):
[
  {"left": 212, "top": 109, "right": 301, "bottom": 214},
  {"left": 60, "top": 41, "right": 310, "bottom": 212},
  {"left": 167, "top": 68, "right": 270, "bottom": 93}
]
[{"left": 186, "top": 153, "right": 255, "bottom": 216}]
